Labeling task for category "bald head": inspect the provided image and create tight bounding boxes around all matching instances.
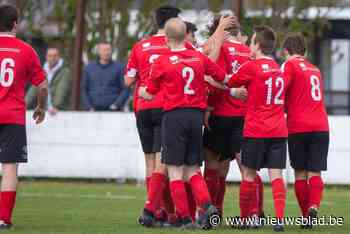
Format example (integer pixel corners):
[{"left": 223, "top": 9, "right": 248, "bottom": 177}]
[{"left": 164, "top": 18, "right": 186, "bottom": 43}]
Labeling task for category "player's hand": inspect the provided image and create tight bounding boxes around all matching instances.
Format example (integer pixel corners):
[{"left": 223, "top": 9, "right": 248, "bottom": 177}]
[
  {"left": 109, "top": 103, "right": 117, "bottom": 111},
  {"left": 218, "top": 15, "right": 236, "bottom": 31},
  {"left": 236, "top": 87, "right": 248, "bottom": 100},
  {"left": 138, "top": 86, "right": 153, "bottom": 100},
  {"left": 204, "top": 110, "right": 211, "bottom": 130},
  {"left": 33, "top": 107, "right": 46, "bottom": 124},
  {"left": 48, "top": 107, "right": 58, "bottom": 116},
  {"left": 230, "top": 86, "right": 248, "bottom": 101}
]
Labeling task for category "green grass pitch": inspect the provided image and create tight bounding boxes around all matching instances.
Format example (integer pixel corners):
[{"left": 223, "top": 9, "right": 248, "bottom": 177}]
[{"left": 3, "top": 180, "right": 349, "bottom": 234}]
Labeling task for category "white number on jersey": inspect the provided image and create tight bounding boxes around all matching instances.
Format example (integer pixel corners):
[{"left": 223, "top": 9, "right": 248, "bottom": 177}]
[
  {"left": 310, "top": 75, "right": 322, "bottom": 101},
  {"left": 149, "top": 54, "right": 160, "bottom": 64},
  {"left": 182, "top": 67, "right": 195, "bottom": 95},
  {"left": 265, "top": 77, "right": 284, "bottom": 105},
  {"left": 0, "top": 58, "right": 15, "bottom": 87}
]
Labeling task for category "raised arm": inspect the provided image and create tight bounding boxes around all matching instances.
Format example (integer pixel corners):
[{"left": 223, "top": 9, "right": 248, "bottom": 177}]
[{"left": 203, "top": 15, "right": 236, "bottom": 61}]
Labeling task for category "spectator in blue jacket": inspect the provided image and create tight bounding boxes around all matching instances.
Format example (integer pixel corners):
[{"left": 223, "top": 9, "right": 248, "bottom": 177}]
[{"left": 81, "top": 42, "right": 130, "bottom": 111}]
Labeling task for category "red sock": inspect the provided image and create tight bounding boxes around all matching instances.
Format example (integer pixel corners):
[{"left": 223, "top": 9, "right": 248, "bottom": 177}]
[
  {"left": 308, "top": 176, "right": 324, "bottom": 209},
  {"left": 0, "top": 191, "right": 16, "bottom": 224},
  {"left": 163, "top": 179, "right": 175, "bottom": 215},
  {"left": 272, "top": 178, "right": 286, "bottom": 219},
  {"left": 185, "top": 182, "right": 196, "bottom": 221},
  {"left": 170, "top": 180, "right": 190, "bottom": 219},
  {"left": 255, "top": 174, "right": 264, "bottom": 215},
  {"left": 204, "top": 168, "right": 219, "bottom": 205},
  {"left": 189, "top": 173, "right": 211, "bottom": 208},
  {"left": 215, "top": 177, "right": 226, "bottom": 215},
  {"left": 294, "top": 179, "right": 309, "bottom": 216},
  {"left": 144, "top": 173, "right": 166, "bottom": 213},
  {"left": 239, "top": 180, "right": 255, "bottom": 218}
]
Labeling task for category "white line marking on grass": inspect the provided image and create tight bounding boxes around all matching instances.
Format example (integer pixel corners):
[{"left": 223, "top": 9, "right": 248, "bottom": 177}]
[
  {"left": 19, "top": 192, "right": 137, "bottom": 200},
  {"left": 18, "top": 193, "right": 333, "bottom": 205}
]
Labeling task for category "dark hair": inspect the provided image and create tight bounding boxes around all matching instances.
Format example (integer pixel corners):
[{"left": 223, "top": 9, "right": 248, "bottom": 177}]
[
  {"left": 155, "top": 5, "right": 181, "bottom": 29},
  {"left": 282, "top": 33, "right": 306, "bottom": 56},
  {"left": 253, "top": 25, "right": 276, "bottom": 55},
  {"left": 0, "top": 4, "right": 18, "bottom": 32},
  {"left": 208, "top": 14, "right": 240, "bottom": 36},
  {"left": 185, "top": 22, "right": 197, "bottom": 34},
  {"left": 47, "top": 46, "right": 60, "bottom": 52},
  {"left": 97, "top": 41, "right": 111, "bottom": 45}
]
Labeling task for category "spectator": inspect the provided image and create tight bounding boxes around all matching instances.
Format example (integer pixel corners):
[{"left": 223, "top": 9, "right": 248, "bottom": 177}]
[
  {"left": 26, "top": 47, "right": 72, "bottom": 115},
  {"left": 81, "top": 42, "right": 130, "bottom": 111}
]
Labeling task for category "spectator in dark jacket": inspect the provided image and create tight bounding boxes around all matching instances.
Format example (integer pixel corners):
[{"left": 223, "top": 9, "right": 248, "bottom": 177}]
[{"left": 81, "top": 42, "right": 130, "bottom": 111}]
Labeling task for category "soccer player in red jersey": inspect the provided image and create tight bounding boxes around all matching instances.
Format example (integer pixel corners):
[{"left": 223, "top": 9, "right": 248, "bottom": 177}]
[
  {"left": 227, "top": 25, "right": 287, "bottom": 232},
  {"left": 124, "top": 6, "right": 182, "bottom": 225},
  {"left": 139, "top": 18, "right": 227, "bottom": 229},
  {"left": 281, "top": 34, "right": 329, "bottom": 227},
  {"left": 202, "top": 15, "right": 265, "bottom": 218},
  {"left": 0, "top": 5, "right": 48, "bottom": 229}
]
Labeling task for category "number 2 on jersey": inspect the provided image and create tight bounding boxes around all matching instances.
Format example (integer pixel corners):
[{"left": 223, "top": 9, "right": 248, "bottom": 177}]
[
  {"left": 265, "top": 77, "right": 284, "bottom": 105},
  {"left": 182, "top": 67, "right": 195, "bottom": 95},
  {"left": 0, "top": 58, "right": 15, "bottom": 87}
]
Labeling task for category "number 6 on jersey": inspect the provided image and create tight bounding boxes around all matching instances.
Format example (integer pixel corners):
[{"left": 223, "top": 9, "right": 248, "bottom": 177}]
[{"left": 0, "top": 58, "right": 15, "bottom": 87}]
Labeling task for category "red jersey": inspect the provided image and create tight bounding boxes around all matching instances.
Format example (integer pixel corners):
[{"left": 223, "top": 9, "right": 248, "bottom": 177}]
[
  {"left": 211, "top": 40, "right": 251, "bottom": 117},
  {"left": 125, "top": 34, "right": 193, "bottom": 112},
  {"left": 0, "top": 34, "right": 46, "bottom": 125},
  {"left": 227, "top": 57, "right": 288, "bottom": 138},
  {"left": 282, "top": 56, "right": 329, "bottom": 134},
  {"left": 146, "top": 48, "right": 226, "bottom": 112}
]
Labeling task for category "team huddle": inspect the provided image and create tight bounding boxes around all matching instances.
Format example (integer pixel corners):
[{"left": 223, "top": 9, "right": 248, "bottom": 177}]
[
  {"left": 0, "top": 2, "right": 329, "bottom": 232},
  {"left": 125, "top": 5, "right": 329, "bottom": 232}
]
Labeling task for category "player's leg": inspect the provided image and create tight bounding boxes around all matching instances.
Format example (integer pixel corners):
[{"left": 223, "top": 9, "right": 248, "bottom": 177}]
[
  {"left": 0, "top": 163, "right": 18, "bottom": 228},
  {"left": 288, "top": 133, "right": 309, "bottom": 217},
  {"left": 0, "top": 124, "right": 27, "bottom": 229},
  {"left": 137, "top": 109, "right": 166, "bottom": 227},
  {"left": 266, "top": 138, "right": 287, "bottom": 232},
  {"left": 214, "top": 158, "right": 230, "bottom": 218},
  {"left": 268, "top": 168, "right": 286, "bottom": 221},
  {"left": 239, "top": 138, "right": 265, "bottom": 222},
  {"left": 136, "top": 110, "right": 156, "bottom": 193},
  {"left": 162, "top": 109, "right": 192, "bottom": 228},
  {"left": 167, "top": 165, "right": 192, "bottom": 227},
  {"left": 184, "top": 165, "right": 218, "bottom": 229},
  {"left": 203, "top": 116, "right": 220, "bottom": 204},
  {"left": 236, "top": 154, "right": 264, "bottom": 218},
  {"left": 203, "top": 148, "right": 219, "bottom": 205},
  {"left": 185, "top": 109, "right": 218, "bottom": 229},
  {"left": 294, "top": 170, "right": 308, "bottom": 217},
  {"left": 149, "top": 109, "right": 175, "bottom": 224},
  {"left": 306, "top": 132, "right": 329, "bottom": 220}
]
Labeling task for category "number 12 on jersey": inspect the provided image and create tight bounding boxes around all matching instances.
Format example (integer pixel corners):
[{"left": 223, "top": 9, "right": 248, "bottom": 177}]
[{"left": 265, "top": 76, "right": 284, "bottom": 105}]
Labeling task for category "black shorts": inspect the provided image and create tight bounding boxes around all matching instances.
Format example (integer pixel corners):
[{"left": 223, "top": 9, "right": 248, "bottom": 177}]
[
  {"left": 0, "top": 124, "right": 28, "bottom": 163},
  {"left": 136, "top": 109, "right": 163, "bottom": 154},
  {"left": 241, "top": 138, "right": 287, "bottom": 170},
  {"left": 288, "top": 132, "right": 329, "bottom": 172},
  {"left": 161, "top": 108, "right": 204, "bottom": 166},
  {"left": 203, "top": 115, "right": 244, "bottom": 161}
]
